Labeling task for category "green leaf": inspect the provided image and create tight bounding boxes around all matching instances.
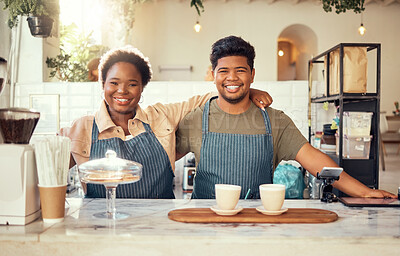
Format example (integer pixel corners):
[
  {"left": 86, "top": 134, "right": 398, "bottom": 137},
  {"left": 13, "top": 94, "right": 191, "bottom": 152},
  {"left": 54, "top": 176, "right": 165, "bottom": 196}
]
[
  {"left": 190, "top": 0, "right": 204, "bottom": 16},
  {"left": 321, "top": 0, "right": 365, "bottom": 14},
  {"left": 46, "top": 22, "right": 109, "bottom": 82}
]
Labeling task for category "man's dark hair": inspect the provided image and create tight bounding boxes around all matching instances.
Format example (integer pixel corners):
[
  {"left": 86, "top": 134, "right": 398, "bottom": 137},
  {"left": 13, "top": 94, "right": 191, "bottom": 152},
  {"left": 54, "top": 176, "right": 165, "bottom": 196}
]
[{"left": 210, "top": 36, "right": 255, "bottom": 71}]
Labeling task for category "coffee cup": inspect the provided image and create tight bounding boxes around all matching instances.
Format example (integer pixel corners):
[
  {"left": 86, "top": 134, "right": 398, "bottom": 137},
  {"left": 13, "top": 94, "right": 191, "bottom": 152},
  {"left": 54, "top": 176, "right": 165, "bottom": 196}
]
[
  {"left": 215, "top": 184, "right": 241, "bottom": 210},
  {"left": 38, "top": 184, "right": 67, "bottom": 223},
  {"left": 259, "top": 184, "right": 285, "bottom": 211}
]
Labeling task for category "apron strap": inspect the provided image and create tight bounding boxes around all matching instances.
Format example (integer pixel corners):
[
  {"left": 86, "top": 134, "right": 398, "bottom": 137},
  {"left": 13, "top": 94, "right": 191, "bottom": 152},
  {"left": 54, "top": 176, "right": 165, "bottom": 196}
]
[
  {"left": 142, "top": 122, "right": 152, "bottom": 133},
  {"left": 260, "top": 108, "right": 272, "bottom": 135},
  {"left": 91, "top": 119, "right": 100, "bottom": 143},
  {"left": 201, "top": 97, "right": 217, "bottom": 134}
]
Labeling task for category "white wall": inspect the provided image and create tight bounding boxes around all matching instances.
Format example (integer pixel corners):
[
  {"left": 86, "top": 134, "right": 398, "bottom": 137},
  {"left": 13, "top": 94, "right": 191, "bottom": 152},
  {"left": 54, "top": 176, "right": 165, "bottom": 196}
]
[
  {"left": 16, "top": 20, "right": 60, "bottom": 84},
  {"left": 0, "top": 6, "right": 11, "bottom": 109},
  {"left": 128, "top": 1, "right": 400, "bottom": 114}
]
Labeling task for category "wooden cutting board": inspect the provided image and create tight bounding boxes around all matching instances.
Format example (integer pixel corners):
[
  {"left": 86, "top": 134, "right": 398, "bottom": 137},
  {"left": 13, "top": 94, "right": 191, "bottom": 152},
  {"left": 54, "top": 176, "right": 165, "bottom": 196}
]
[{"left": 168, "top": 208, "right": 338, "bottom": 223}]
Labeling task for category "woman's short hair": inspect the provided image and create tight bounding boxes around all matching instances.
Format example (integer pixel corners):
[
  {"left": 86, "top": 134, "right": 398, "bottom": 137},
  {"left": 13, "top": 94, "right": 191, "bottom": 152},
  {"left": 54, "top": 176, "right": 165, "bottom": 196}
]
[{"left": 98, "top": 46, "right": 152, "bottom": 87}]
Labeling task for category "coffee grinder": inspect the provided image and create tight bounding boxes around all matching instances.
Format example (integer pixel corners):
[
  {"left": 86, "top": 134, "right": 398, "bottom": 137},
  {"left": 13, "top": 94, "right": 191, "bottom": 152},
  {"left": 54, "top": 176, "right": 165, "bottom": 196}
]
[{"left": 0, "top": 108, "right": 41, "bottom": 225}]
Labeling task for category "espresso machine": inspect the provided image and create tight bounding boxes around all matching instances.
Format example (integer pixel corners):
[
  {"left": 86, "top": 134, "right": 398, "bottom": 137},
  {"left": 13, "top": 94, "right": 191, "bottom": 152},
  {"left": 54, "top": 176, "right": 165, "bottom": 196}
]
[
  {"left": 182, "top": 153, "right": 196, "bottom": 192},
  {"left": 0, "top": 108, "right": 41, "bottom": 225}
]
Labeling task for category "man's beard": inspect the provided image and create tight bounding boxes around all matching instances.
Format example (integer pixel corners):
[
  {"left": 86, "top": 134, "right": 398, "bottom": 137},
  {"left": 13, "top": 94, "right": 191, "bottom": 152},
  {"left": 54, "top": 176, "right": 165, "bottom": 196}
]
[{"left": 220, "top": 91, "right": 248, "bottom": 104}]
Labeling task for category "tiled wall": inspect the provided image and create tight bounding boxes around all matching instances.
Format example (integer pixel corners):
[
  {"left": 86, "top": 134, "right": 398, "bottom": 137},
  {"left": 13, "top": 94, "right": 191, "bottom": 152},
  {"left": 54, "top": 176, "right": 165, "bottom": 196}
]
[
  {"left": 15, "top": 80, "right": 309, "bottom": 137},
  {"left": 15, "top": 82, "right": 102, "bottom": 130},
  {"left": 15, "top": 81, "right": 310, "bottom": 136}
]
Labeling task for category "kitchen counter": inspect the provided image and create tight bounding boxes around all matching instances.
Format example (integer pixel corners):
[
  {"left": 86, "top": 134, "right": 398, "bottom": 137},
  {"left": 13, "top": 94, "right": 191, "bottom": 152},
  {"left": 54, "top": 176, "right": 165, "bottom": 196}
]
[{"left": 1, "top": 199, "right": 400, "bottom": 255}]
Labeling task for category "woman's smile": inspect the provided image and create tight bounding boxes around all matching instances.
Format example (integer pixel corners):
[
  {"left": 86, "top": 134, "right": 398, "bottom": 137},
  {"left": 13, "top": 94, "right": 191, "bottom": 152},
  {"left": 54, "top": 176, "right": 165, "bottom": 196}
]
[{"left": 113, "top": 97, "right": 133, "bottom": 105}]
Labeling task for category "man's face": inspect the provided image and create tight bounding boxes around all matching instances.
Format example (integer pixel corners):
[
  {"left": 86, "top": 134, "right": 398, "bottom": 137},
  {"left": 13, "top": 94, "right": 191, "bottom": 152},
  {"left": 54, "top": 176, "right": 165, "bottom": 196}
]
[{"left": 213, "top": 56, "right": 255, "bottom": 104}]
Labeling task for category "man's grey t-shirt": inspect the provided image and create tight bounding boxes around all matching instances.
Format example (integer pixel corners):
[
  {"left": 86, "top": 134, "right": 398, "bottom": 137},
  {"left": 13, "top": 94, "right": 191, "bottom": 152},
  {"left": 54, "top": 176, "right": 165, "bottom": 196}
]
[{"left": 176, "top": 100, "right": 308, "bottom": 169}]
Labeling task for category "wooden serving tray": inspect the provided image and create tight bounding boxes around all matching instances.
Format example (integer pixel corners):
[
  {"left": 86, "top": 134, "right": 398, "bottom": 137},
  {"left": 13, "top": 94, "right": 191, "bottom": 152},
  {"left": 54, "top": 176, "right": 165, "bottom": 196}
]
[{"left": 168, "top": 208, "right": 338, "bottom": 223}]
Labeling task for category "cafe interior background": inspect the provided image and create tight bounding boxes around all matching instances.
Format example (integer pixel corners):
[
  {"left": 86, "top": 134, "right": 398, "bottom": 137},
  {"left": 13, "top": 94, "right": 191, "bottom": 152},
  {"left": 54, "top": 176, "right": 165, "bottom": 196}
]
[{"left": 0, "top": 0, "right": 400, "bottom": 197}]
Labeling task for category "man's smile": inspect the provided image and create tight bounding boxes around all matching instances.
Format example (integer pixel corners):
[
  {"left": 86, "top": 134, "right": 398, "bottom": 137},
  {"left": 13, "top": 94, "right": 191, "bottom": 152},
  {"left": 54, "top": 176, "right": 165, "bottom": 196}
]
[{"left": 224, "top": 84, "right": 242, "bottom": 93}]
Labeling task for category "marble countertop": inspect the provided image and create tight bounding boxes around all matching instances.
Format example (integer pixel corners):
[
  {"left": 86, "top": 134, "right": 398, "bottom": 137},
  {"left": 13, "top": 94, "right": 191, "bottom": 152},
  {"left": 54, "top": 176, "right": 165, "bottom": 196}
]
[{"left": 1, "top": 199, "right": 400, "bottom": 255}]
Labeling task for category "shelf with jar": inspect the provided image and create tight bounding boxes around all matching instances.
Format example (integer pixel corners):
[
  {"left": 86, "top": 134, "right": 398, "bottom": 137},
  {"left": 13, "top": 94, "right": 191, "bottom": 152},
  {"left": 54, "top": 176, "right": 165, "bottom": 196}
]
[{"left": 308, "top": 43, "right": 381, "bottom": 194}]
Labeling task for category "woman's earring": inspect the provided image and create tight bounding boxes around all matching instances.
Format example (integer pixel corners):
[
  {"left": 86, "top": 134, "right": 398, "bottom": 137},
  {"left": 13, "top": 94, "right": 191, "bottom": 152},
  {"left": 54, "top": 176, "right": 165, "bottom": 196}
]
[
  {"left": 139, "top": 95, "right": 143, "bottom": 104},
  {"left": 101, "top": 91, "right": 105, "bottom": 100}
]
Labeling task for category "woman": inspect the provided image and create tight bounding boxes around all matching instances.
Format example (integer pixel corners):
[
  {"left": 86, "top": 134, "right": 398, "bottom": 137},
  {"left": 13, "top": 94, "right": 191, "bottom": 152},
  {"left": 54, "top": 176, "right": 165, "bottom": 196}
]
[{"left": 60, "top": 46, "right": 272, "bottom": 199}]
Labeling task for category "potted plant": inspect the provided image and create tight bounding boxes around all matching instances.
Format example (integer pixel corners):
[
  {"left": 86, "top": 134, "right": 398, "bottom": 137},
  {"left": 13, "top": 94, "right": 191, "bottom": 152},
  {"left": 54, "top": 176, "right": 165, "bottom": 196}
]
[
  {"left": 46, "top": 24, "right": 109, "bottom": 82},
  {"left": 0, "top": 0, "right": 59, "bottom": 37}
]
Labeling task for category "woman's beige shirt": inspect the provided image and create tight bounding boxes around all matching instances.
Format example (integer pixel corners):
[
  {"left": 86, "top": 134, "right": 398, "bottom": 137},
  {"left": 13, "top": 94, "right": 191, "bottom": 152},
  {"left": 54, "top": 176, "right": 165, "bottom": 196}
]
[{"left": 59, "top": 93, "right": 213, "bottom": 171}]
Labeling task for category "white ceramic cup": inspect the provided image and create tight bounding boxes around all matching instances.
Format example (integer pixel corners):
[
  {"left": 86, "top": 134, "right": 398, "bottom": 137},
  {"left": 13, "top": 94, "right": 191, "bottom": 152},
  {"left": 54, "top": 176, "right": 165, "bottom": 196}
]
[
  {"left": 259, "top": 184, "right": 286, "bottom": 211},
  {"left": 215, "top": 184, "right": 241, "bottom": 210}
]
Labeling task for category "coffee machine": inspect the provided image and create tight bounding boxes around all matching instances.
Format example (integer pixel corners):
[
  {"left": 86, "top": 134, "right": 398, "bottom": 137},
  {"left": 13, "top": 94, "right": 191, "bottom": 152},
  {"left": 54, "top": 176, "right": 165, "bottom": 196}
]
[
  {"left": 182, "top": 153, "right": 196, "bottom": 192},
  {"left": 0, "top": 108, "right": 41, "bottom": 225}
]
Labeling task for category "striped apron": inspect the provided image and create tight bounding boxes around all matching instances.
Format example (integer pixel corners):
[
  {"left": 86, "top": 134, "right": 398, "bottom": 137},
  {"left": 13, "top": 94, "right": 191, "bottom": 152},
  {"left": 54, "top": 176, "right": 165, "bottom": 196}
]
[
  {"left": 86, "top": 119, "right": 175, "bottom": 199},
  {"left": 192, "top": 97, "right": 273, "bottom": 199}
]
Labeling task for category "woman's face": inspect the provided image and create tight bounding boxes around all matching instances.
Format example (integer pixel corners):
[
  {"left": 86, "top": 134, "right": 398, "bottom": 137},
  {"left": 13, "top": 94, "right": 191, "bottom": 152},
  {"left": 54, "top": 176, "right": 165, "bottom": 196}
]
[{"left": 103, "top": 62, "right": 143, "bottom": 118}]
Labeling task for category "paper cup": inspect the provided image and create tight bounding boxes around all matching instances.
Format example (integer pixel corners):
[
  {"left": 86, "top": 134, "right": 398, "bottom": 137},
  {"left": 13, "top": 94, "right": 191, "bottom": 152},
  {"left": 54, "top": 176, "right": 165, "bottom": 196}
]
[{"left": 38, "top": 184, "right": 67, "bottom": 223}]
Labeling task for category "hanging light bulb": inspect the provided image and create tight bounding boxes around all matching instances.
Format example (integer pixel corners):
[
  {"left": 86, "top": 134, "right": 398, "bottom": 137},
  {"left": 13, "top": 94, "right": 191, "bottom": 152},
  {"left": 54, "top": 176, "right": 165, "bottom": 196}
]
[
  {"left": 278, "top": 50, "right": 284, "bottom": 57},
  {"left": 194, "top": 21, "right": 201, "bottom": 33},
  {"left": 358, "top": 24, "right": 366, "bottom": 36},
  {"left": 358, "top": 13, "right": 366, "bottom": 36}
]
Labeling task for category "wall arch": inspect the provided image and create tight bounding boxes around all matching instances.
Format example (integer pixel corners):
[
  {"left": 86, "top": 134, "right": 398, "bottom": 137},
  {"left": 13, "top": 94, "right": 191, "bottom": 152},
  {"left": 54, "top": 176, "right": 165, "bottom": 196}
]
[{"left": 277, "top": 24, "right": 318, "bottom": 81}]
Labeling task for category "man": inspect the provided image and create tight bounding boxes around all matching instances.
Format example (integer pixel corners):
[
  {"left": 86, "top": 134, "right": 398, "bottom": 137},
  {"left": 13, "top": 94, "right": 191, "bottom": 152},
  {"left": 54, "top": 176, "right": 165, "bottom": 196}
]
[{"left": 176, "top": 35, "right": 396, "bottom": 199}]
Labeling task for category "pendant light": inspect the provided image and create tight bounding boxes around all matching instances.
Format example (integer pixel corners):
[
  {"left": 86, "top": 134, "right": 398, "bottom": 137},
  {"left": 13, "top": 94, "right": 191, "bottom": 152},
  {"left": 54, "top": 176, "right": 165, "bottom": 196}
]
[
  {"left": 194, "top": 21, "right": 201, "bottom": 33},
  {"left": 358, "top": 13, "right": 366, "bottom": 36}
]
